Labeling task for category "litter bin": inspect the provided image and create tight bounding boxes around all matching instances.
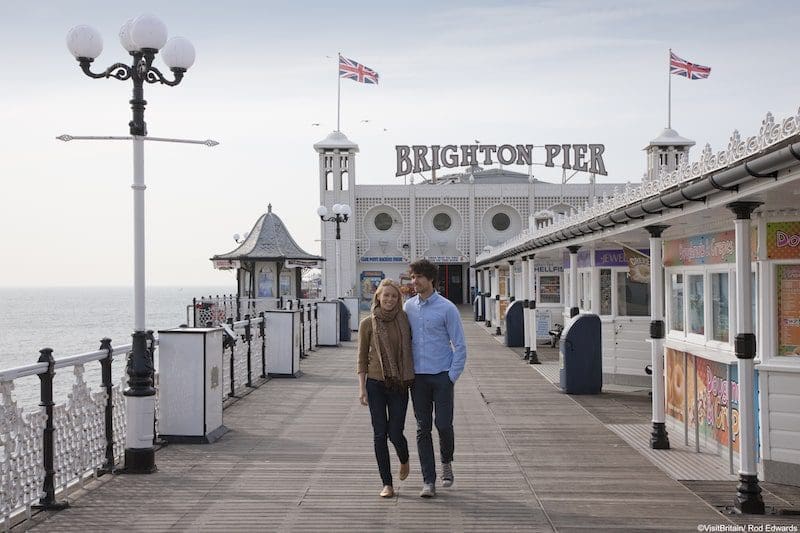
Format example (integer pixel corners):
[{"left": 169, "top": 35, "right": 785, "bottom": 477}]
[
  {"left": 338, "top": 300, "right": 351, "bottom": 341},
  {"left": 504, "top": 300, "right": 524, "bottom": 347},
  {"left": 559, "top": 313, "right": 602, "bottom": 394},
  {"left": 157, "top": 327, "right": 227, "bottom": 443},
  {"left": 316, "top": 300, "right": 340, "bottom": 346}
]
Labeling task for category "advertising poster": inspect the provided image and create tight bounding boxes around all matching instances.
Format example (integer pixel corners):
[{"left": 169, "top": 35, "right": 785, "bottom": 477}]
[
  {"left": 279, "top": 271, "right": 293, "bottom": 297},
  {"left": 767, "top": 221, "right": 800, "bottom": 259},
  {"left": 359, "top": 271, "right": 385, "bottom": 311},
  {"left": 257, "top": 269, "right": 274, "bottom": 298},
  {"left": 499, "top": 299, "right": 509, "bottom": 320},
  {"left": 623, "top": 247, "right": 650, "bottom": 284},
  {"left": 694, "top": 356, "right": 739, "bottom": 452},
  {"left": 777, "top": 264, "right": 800, "bottom": 356},
  {"left": 663, "top": 230, "right": 735, "bottom": 266},
  {"left": 665, "top": 348, "right": 686, "bottom": 422},
  {"left": 539, "top": 275, "right": 561, "bottom": 304}
]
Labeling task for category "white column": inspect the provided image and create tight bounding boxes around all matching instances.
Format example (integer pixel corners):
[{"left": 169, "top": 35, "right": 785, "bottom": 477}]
[
  {"left": 567, "top": 246, "right": 580, "bottom": 318},
  {"left": 494, "top": 265, "right": 502, "bottom": 334},
  {"left": 645, "top": 225, "right": 670, "bottom": 449},
  {"left": 521, "top": 256, "right": 530, "bottom": 357},
  {"left": 529, "top": 254, "right": 540, "bottom": 364},
  {"left": 727, "top": 201, "right": 765, "bottom": 515}
]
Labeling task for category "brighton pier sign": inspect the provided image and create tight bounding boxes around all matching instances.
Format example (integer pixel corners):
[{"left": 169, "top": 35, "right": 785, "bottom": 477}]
[{"left": 395, "top": 143, "right": 607, "bottom": 177}]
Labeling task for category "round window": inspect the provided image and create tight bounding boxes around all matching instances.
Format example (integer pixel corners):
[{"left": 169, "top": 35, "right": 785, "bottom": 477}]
[
  {"left": 433, "top": 213, "right": 452, "bottom": 231},
  {"left": 374, "top": 212, "right": 393, "bottom": 231},
  {"left": 492, "top": 212, "right": 511, "bottom": 231}
]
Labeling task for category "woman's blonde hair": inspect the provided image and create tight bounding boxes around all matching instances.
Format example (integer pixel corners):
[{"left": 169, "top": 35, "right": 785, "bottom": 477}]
[{"left": 372, "top": 278, "right": 403, "bottom": 307}]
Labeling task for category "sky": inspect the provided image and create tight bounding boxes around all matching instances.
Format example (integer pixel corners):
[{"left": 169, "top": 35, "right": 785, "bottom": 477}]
[{"left": 1, "top": 0, "right": 798, "bottom": 287}]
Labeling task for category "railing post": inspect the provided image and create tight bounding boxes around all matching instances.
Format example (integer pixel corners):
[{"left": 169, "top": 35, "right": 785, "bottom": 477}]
[
  {"left": 236, "top": 294, "right": 241, "bottom": 321},
  {"left": 34, "top": 348, "right": 69, "bottom": 510},
  {"left": 245, "top": 314, "right": 253, "bottom": 387},
  {"left": 192, "top": 297, "right": 197, "bottom": 327},
  {"left": 99, "top": 338, "right": 115, "bottom": 474},
  {"left": 259, "top": 312, "right": 267, "bottom": 378},
  {"left": 315, "top": 303, "right": 319, "bottom": 347},
  {"left": 227, "top": 317, "right": 235, "bottom": 397},
  {"left": 299, "top": 304, "right": 306, "bottom": 358}
]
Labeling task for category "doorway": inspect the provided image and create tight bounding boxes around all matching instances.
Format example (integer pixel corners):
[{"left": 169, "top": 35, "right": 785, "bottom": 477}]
[{"left": 437, "top": 264, "right": 463, "bottom": 304}]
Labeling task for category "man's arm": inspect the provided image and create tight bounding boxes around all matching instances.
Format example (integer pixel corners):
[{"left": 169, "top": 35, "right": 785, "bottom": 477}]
[{"left": 445, "top": 304, "right": 467, "bottom": 383}]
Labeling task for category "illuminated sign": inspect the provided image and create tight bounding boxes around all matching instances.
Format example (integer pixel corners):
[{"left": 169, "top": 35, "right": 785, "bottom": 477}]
[{"left": 395, "top": 143, "right": 607, "bottom": 177}]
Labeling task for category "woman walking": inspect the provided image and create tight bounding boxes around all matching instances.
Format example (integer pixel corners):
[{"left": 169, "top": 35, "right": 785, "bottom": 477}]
[{"left": 357, "top": 279, "right": 415, "bottom": 498}]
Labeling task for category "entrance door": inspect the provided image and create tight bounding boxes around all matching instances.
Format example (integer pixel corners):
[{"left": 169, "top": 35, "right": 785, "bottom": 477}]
[{"left": 437, "top": 264, "right": 463, "bottom": 304}]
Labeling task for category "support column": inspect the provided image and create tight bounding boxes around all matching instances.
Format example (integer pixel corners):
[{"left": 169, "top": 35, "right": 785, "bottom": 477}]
[
  {"left": 529, "top": 254, "right": 540, "bottom": 364},
  {"left": 508, "top": 260, "right": 516, "bottom": 302},
  {"left": 645, "top": 224, "right": 670, "bottom": 450},
  {"left": 494, "top": 265, "right": 502, "bottom": 336},
  {"left": 522, "top": 256, "right": 530, "bottom": 360},
  {"left": 727, "top": 201, "right": 765, "bottom": 515},
  {"left": 567, "top": 245, "right": 580, "bottom": 318},
  {"left": 485, "top": 268, "right": 493, "bottom": 328},
  {"left": 476, "top": 268, "right": 484, "bottom": 321}
]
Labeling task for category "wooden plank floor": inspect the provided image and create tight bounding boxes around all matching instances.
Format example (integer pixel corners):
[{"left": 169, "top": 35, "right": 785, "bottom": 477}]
[{"left": 29, "top": 312, "right": 737, "bottom": 532}]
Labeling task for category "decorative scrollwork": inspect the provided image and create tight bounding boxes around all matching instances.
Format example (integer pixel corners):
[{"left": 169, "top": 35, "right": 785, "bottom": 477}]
[{"left": 104, "top": 63, "right": 132, "bottom": 81}]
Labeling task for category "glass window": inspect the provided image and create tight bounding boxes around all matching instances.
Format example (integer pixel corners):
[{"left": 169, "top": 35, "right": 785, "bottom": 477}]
[
  {"left": 616, "top": 272, "right": 649, "bottom": 316},
  {"left": 670, "top": 273, "right": 684, "bottom": 331},
  {"left": 600, "top": 269, "right": 612, "bottom": 315},
  {"left": 539, "top": 275, "right": 561, "bottom": 304},
  {"left": 711, "top": 272, "right": 729, "bottom": 342},
  {"left": 688, "top": 274, "right": 704, "bottom": 335},
  {"left": 374, "top": 212, "right": 393, "bottom": 231},
  {"left": 492, "top": 212, "right": 510, "bottom": 231},
  {"left": 433, "top": 213, "right": 451, "bottom": 231}
]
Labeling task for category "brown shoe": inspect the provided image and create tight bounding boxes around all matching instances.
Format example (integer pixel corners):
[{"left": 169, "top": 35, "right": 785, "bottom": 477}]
[
  {"left": 399, "top": 462, "right": 410, "bottom": 481},
  {"left": 380, "top": 485, "right": 394, "bottom": 498}
]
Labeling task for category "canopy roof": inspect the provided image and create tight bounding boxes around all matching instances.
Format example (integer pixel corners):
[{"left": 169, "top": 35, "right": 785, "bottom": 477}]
[{"left": 212, "top": 204, "right": 324, "bottom": 263}]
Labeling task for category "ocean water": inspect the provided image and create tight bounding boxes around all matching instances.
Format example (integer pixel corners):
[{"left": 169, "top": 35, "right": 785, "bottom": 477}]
[{"left": 0, "top": 286, "right": 233, "bottom": 409}]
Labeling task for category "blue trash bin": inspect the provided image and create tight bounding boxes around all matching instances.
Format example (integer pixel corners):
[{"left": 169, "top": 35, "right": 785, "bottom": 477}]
[
  {"left": 559, "top": 314, "right": 602, "bottom": 394},
  {"left": 338, "top": 300, "right": 351, "bottom": 342}
]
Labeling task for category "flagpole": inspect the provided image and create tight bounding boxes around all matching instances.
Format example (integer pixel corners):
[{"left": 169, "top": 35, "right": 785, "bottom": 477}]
[
  {"left": 667, "top": 48, "right": 672, "bottom": 129},
  {"left": 337, "top": 52, "right": 341, "bottom": 132}
]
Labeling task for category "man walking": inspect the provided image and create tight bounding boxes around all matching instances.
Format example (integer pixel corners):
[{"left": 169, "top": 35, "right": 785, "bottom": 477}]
[{"left": 403, "top": 259, "right": 467, "bottom": 498}]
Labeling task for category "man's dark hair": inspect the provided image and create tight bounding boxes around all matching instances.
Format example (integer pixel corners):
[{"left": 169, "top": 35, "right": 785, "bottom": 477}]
[{"left": 409, "top": 259, "right": 438, "bottom": 281}]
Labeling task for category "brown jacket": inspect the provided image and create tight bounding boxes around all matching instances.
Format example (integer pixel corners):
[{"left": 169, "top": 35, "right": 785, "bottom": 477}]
[{"left": 357, "top": 316, "right": 401, "bottom": 380}]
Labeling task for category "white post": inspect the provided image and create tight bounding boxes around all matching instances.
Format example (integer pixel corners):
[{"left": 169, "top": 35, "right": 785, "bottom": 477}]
[
  {"left": 567, "top": 246, "right": 580, "bottom": 318},
  {"left": 125, "top": 135, "right": 156, "bottom": 471},
  {"left": 484, "top": 268, "right": 492, "bottom": 326},
  {"left": 335, "top": 236, "right": 342, "bottom": 299},
  {"left": 521, "top": 256, "right": 530, "bottom": 359},
  {"left": 646, "top": 225, "right": 670, "bottom": 449},
  {"left": 529, "top": 254, "right": 540, "bottom": 364},
  {"left": 727, "top": 201, "right": 764, "bottom": 514},
  {"left": 494, "top": 265, "right": 502, "bottom": 335}
]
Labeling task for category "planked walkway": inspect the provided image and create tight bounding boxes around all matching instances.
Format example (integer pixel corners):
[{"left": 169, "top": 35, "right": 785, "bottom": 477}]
[{"left": 28, "top": 311, "right": 748, "bottom": 532}]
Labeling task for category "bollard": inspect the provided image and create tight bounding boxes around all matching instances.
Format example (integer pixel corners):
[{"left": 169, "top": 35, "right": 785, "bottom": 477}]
[
  {"left": 99, "top": 338, "right": 115, "bottom": 473},
  {"left": 34, "top": 348, "right": 69, "bottom": 510}
]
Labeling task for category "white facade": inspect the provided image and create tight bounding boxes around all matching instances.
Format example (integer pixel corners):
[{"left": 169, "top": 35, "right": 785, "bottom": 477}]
[{"left": 316, "top": 131, "right": 627, "bottom": 309}]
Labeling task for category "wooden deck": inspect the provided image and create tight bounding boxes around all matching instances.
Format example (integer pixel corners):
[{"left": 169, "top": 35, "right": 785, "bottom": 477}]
[{"left": 27, "top": 312, "right": 788, "bottom": 532}]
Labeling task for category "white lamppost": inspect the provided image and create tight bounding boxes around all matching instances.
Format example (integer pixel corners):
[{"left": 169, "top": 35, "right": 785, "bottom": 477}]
[
  {"left": 65, "top": 14, "right": 213, "bottom": 474},
  {"left": 317, "top": 203, "right": 351, "bottom": 298}
]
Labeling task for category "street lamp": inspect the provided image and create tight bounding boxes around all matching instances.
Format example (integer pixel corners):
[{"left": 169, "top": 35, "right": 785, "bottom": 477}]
[
  {"left": 66, "top": 14, "right": 196, "bottom": 474},
  {"left": 317, "top": 203, "right": 351, "bottom": 298}
]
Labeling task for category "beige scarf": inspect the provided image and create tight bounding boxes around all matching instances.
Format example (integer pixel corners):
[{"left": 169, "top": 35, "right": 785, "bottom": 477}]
[{"left": 370, "top": 303, "right": 415, "bottom": 390}]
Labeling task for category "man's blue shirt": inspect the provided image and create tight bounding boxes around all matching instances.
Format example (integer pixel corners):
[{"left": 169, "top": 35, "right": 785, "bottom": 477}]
[{"left": 403, "top": 291, "right": 467, "bottom": 383}]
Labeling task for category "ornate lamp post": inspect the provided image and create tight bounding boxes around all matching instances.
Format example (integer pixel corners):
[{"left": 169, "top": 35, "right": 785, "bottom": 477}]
[
  {"left": 65, "top": 14, "right": 197, "bottom": 474},
  {"left": 317, "top": 203, "right": 351, "bottom": 298}
]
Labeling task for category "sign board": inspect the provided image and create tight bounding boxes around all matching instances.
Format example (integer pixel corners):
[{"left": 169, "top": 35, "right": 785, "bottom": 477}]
[
  {"left": 285, "top": 259, "right": 321, "bottom": 269},
  {"left": 767, "top": 221, "right": 800, "bottom": 259},
  {"left": 663, "top": 231, "right": 736, "bottom": 266},
  {"left": 360, "top": 256, "right": 405, "bottom": 263},
  {"left": 395, "top": 143, "right": 607, "bottom": 177},
  {"left": 212, "top": 259, "right": 240, "bottom": 270}
]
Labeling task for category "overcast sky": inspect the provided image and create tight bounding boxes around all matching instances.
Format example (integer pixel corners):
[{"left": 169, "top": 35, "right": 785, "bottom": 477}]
[{"left": 1, "top": 0, "right": 798, "bottom": 287}]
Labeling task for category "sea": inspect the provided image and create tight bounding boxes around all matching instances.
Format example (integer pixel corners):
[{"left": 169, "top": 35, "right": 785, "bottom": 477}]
[{"left": 0, "top": 286, "right": 233, "bottom": 411}]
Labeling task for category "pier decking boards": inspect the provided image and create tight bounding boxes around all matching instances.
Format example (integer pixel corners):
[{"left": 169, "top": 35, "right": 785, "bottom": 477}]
[{"left": 28, "top": 310, "right": 799, "bottom": 532}]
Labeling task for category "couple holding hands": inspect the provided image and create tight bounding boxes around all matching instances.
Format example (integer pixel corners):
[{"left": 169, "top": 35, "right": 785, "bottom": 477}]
[{"left": 357, "top": 259, "right": 467, "bottom": 498}]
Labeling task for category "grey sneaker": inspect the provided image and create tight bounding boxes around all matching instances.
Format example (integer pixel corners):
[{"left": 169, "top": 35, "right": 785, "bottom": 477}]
[
  {"left": 419, "top": 483, "right": 436, "bottom": 498},
  {"left": 442, "top": 462, "right": 454, "bottom": 487}
]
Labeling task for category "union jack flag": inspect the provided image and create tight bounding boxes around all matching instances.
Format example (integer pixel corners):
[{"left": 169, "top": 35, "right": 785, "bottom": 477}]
[
  {"left": 670, "top": 51, "right": 711, "bottom": 80},
  {"left": 339, "top": 55, "right": 379, "bottom": 84}
]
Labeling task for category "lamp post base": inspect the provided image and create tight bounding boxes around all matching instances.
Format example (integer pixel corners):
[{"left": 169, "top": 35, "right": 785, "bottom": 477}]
[
  {"left": 734, "top": 474, "right": 765, "bottom": 514},
  {"left": 649, "top": 422, "right": 670, "bottom": 449},
  {"left": 123, "top": 448, "right": 157, "bottom": 474}
]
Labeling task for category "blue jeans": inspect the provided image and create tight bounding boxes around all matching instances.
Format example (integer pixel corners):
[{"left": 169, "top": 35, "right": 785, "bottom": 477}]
[
  {"left": 411, "top": 372, "right": 454, "bottom": 485},
  {"left": 366, "top": 378, "right": 410, "bottom": 486}
]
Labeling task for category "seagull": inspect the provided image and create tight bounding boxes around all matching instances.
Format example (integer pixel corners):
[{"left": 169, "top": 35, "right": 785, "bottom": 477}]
[
  {"left": 474, "top": 139, "right": 480, "bottom": 144},
  {"left": 360, "top": 119, "right": 370, "bottom": 123},
  {"left": 311, "top": 123, "right": 320, "bottom": 126}
]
